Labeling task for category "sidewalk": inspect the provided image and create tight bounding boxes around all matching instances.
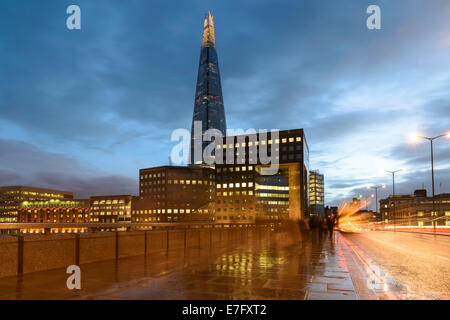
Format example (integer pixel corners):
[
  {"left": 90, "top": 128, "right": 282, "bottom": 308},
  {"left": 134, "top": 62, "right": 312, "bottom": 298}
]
[
  {"left": 304, "top": 231, "right": 376, "bottom": 300},
  {"left": 0, "top": 228, "right": 375, "bottom": 300}
]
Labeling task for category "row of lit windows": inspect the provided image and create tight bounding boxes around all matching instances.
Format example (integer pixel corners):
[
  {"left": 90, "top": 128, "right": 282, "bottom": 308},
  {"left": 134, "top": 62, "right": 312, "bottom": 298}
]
[
  {"left": 216, "top": 215, "right": 254, "bottom": 220},
  {"left": 90, "top": 205, "right": 129, "bottom": 210},
  {"left": 141, "top": 179, "right": 214, "bottom": 186},
  {"left": 255, "top": 184, "right": 289, "bottom": 191},
  {"left": 23, "top": 213, "right": 88, "bottom": 218},
  {"left": 92, "top": 200, "right": 126, "bottom": 205},
  {"left": 22, "top": 208, "right": 87, "bottom": 213},
  {"left": 168, "top": 180, "right": 212, "bottom": 185},
  {"left": 1, "top": 190, "right": 66, "bottom": 198},
  {"left": 217, "top": 191, "right": 254, "bottom": 196},
  {"left": 132, "top": 208, "right": 209, "bottom": 214},
  {"left": 217, "top": 137, "right": 302, "bottom": 150},
  {"left": 217, "top": 207, "right": 253, "bottom": 212},
  {"left": 257, "top": 200, "right": 289, "bottom": 205},
  {"left": 257, "top": 193, "right": 289, "bottom": 198},
  {"left": 90, "top": 211, "right": 129, "bottom": 216},
  {"left": 20, "top": 228, "right": 87, "bottom": 234},
  {"left": 140, "top": 172, "right": 165, "bottom": 179},
  {"left": 217, "top": 166, "right": 253, "bottom": 173},
  {"left": 217, "top": 199, "right": 253, "bottom": 204},
  {"left": 217, "top": 182, "right": 254, "bottom": 189},
  {"left": 140, "top": 172, "right": 214, "bottom": 180}
]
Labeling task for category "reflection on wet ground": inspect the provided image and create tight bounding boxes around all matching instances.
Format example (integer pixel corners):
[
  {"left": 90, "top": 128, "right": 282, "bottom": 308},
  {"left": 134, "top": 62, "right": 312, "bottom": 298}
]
[
  {"left": 0, "top": 229, "right": 361, "bottom": 300},
  {"left": 342, "top": 231, "right": 450, "bottom": 300}
]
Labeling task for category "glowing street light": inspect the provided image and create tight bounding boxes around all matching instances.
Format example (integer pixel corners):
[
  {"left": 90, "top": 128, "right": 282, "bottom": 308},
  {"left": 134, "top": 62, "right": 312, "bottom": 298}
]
[{"left": 409, "top": 131, "right": 450, "bottom": 231}]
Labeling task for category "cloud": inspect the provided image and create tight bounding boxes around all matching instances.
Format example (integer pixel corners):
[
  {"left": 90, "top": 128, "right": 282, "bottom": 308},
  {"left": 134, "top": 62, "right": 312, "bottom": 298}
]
[{"left": 0, "top": 139, "right": 137, "bottom": 198}]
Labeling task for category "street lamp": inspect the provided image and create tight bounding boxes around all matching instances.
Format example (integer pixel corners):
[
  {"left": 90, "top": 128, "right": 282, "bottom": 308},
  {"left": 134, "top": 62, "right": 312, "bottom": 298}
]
[
  {"left": 410, "top": 131, "right": 450, "bottom": 231},
  {"left": 385, "top": 169, "right": 403, "bottom": 231},
  {"left": 366, "top": 185, "right": 386, "bottom": 216}
]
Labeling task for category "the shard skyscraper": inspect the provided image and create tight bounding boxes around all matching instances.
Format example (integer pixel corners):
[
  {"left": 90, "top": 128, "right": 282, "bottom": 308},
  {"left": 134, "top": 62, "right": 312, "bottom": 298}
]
[{"left": 190, "top": 12, "right": 227, "bottom": 165}]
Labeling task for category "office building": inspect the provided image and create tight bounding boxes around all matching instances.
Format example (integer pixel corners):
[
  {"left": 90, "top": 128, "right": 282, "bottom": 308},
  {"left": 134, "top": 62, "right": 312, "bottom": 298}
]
[
  {"left": 309, "top": 170, "right": 324, "bottom": 217},
  {"left": 136, "top": 166, "right": 215, "bottom": 222},
  {"left": 0, "top": 186, "right": 73, "bottom": 223},
  {"left": 380, "top": 189, "right": 450, "bottom": 226},
  {"left": 214, "top": 129, "right": 309, "bottom": 223},
  {"left": 18, "top": 199, "right": 89, "bottom": 234},
  {"left": 89, "top": 195, "right": 134, "bottom": 223}
]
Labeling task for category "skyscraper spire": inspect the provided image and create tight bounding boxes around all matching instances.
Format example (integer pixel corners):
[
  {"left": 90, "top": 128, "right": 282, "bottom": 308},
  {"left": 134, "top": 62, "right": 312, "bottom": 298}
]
[
  {"left": 190, "top": 12, "right": 227, "bottom": 165},
  {"left": 201, "top": 12, "right": 216, "bottom": 48}
]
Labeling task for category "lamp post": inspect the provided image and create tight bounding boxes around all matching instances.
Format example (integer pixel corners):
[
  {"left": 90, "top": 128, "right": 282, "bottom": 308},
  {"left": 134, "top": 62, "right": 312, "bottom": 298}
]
[
  {"left": 366, "top": 185, "right": 386, "bottom": 216},
  {"left": 410, "top": 132, "right": 450, "bottom": 231},
  {"left": 385, "top": 170, "right": 402, "bottom": 231}
]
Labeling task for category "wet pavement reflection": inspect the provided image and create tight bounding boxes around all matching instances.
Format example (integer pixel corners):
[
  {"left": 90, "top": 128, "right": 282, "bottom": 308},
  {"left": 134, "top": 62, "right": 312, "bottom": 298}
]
[{"left": 0, "top": 227, "right": 360, "bottom": 300}]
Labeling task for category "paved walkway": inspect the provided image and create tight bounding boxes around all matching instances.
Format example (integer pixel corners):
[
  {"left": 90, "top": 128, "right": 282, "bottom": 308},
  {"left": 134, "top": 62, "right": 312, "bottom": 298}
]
[{"left": 0, "top": 228, "right": 372, "bottom": 300}]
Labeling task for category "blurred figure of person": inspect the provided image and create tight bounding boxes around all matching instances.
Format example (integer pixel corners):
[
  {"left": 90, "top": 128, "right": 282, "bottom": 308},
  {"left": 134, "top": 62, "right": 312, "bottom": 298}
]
[{"left": 326, "top": 215, "right": 335, "bottom": 239}]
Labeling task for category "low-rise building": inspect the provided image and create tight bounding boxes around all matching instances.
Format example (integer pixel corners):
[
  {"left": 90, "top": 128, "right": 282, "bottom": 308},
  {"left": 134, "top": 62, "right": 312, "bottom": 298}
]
[
  {"left": 18, "top": 199, "right": 89, "bottom": 234},
  {"left": 136, "top": 166, "right": 215, "bottom": 223},
  {"left": 380, "top": 189, "right": 450, "bottom": 227},
  {"left": 89, "top": 195, "right": 134, "bottom": 223},
  {"left": 0, "top": 185, "right": 73, "bottom": 224}
]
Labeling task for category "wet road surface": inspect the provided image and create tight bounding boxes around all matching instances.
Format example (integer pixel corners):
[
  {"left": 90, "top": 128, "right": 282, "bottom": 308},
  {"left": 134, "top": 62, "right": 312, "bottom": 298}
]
[
  {"left": 342, "top": 231, "right": 450, "bottom": 300},
  {"left": 0, "top": 229, "right": 366, "bottom": 300}
]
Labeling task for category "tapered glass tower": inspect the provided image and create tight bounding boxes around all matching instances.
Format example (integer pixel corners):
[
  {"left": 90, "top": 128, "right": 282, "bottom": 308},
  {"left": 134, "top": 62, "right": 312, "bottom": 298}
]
[{"left": 190, "top": 12, "right": 227, "bottom": 165}]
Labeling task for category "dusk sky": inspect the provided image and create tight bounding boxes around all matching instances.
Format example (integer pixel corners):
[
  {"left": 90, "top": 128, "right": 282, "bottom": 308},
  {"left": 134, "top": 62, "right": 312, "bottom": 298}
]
[{"left": 1, "top": 0, "right": 449, "bottom": 209}]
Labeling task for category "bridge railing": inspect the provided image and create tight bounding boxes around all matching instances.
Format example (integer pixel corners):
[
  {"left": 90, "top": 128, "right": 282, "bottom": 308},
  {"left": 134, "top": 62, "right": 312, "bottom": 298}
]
[{"left": 0, "top": 223, "right": 276, "bottom": 279}]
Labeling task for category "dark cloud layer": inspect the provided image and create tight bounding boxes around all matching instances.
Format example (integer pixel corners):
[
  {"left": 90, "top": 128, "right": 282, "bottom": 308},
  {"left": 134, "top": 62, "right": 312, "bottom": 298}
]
[{"left": 0, "top": 139, "right": 137, "bottom": 198}]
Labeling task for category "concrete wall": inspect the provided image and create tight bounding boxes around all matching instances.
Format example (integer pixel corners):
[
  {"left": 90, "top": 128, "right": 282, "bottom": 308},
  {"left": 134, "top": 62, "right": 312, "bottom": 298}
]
[
  {"left": 168, "top": 230, "right": 185, "bottom": 250},
  {"left": 0, "top": 237, "right": 19, "bottom": 278},
  {"left": 118, "top": 231, "right": 145, "bottom": 258},
  {"left": 146, "top": 231, "right": 167, "bottom": 253},
  {"left": 79, "top": 233, "right": 116, "bottom": 264},
  {"left": 199, "top": 229, "right": 211, "bottom": 247},
  {"left": 0, "top": 225, "right": 256, "bottom": 278},
  {"left": 185, "top": 229, "right": 199, "bottom": 248},
  {"left": 23, "top": 234, "right": 76, "bottom": 274}
]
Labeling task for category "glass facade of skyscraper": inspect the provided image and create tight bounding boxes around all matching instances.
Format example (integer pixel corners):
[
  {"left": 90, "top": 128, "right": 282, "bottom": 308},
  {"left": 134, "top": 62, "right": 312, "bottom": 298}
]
[{"left": 190, "top": 12, "right": 227, "bottom": 164}]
